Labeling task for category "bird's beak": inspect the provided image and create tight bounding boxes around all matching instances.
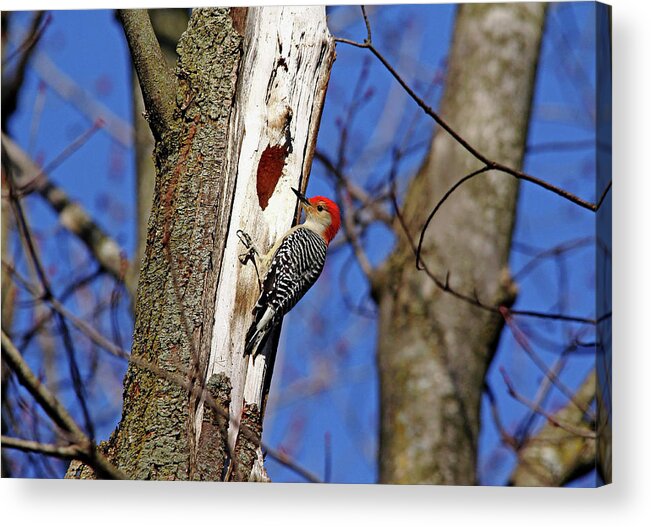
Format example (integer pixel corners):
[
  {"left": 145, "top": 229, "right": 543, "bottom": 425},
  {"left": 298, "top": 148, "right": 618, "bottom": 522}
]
[{"left": 291, "top": 187, "right": 310, "bottom": 206}]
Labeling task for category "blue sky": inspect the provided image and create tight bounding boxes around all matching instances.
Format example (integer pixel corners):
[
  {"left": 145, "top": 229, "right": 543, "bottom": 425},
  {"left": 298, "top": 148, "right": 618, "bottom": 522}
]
[{"left": 3, "top": 3, "right": 608, "bottom": 485}]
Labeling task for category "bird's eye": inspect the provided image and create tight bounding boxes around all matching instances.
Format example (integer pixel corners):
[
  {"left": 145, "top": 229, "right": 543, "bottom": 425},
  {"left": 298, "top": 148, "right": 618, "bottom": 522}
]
[{"left": 317, "top": 205, "right": 324, "bottom": 212}]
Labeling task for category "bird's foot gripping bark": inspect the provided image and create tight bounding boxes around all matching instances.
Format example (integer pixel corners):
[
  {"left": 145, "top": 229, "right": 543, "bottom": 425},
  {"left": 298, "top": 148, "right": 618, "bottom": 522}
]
[
  {"left": 236, "top": 229, "right": 262, "bottom": 291},
  {"left": 236, "top": 229, "right": 258, "bottom": 264}
]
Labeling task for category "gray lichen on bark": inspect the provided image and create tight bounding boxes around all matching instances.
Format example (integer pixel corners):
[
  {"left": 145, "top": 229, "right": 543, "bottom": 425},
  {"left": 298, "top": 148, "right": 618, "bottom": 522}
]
[
  {"left": 67, "top": 8, "right": 244, "bottom": 480},
  {"left": 194, "top": 373, "right": 232, "bottom": 480}
]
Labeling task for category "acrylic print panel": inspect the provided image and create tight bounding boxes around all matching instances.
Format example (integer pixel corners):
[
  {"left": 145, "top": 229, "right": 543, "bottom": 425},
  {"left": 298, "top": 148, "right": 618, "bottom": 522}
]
[{"left": 1, "top": 2, "right": 611, "bottom": 486}]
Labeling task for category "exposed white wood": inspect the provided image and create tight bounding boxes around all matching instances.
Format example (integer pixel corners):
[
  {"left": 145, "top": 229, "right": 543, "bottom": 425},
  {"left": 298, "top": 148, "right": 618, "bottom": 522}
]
[
  {"left": 249, "top": 447, "right": 271, "bottom": 482},
  {"left": 194, "top": 6, "right": 335, "bottom": 459}
]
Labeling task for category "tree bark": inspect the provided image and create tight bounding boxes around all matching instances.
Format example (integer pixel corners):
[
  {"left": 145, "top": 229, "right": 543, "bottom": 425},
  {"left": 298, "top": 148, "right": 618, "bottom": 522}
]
[
  {"left": 375, "top": 3, "right": 547, "bottom": 484},
  {"left": 66, "top": 6, "right": 334, "bottom": 481},
  {"left": 195, "top": 6, "right": 335, "bottom": 481},
  {"left": 128, "top": 9, "right": 190, "bottom": 294}
]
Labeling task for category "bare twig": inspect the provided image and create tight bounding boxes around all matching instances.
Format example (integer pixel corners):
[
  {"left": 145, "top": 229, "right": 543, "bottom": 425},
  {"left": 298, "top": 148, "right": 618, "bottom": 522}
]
[
  {"left": 2, "top": 260, "right": 321, "bottom": 482},
  {"left": 2, "top": 260, "right": 128, "bottom": 360},
  {"left": 526, "top": 139, "right": 604, "bottom": 155},
  {"left": 41, "top": 119, "right": 105, "bottom": 174},
  {"left": 18, "top": 267, "right": 103, "bottom": 350},
  {"left": 335, "top": 8, "right": 611, "bottom": 215},
  {"left": 4, "top": 155, "right": 96, "bottom": 441},
  {"left": 414, "top": 171, "right": 608, "bottom": 273},
  {"left": 499, "top": 367, "right": 596, "bottom": 439},
  {"left": 314, "top": 150, "right": 393, "bottom": 225},
  {"left": 512, "top": 236, "right": 594, "bottom": 281},
  {"left": 2, "top": 12, "right": 49, "bottom": 128},
  {"left": 335, "top": 7, "right": 612, "bottom": 309},
  {"left": 1, "top": 435, "right": 82, "bottom": 460},
  {"left": 389, "top": 188, "right": 596, "bottom": 325},
  {"left": 337, "top": 189, "right": 376, "bottom": 283},
  {"left": 29, "top": 50, "right": 134, "bottom": 146},
  {"left": 508, "top": 369, "right": 598, "bottom": 486},
  {"left": 334, "top": 7, "right": 603, "bottom": 326},
  {"left": 512, "top": 344, "right": 573, "bottom": 446},
  {"left": 483, "top": 383, "right": 517, "bottom": 449},
  {"left": 500, "top": 307, "right": 595, "bottom": 420},
  {"left": 2, "top": 134, "right": 132, "bottom": 296},
  {"left": 1, "top": 331, "right": 125, "bottom": 479},
  {"left": 483, "top": 382, "right": 560, "bottom": 486},
  {"left": 2, "top": 13, "right": 51, "bottom": 66}
]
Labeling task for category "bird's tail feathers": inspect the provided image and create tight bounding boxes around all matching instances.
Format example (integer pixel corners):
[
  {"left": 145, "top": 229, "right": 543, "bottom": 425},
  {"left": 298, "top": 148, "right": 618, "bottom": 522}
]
[
  {"left": 244, "top": 306, "right": 277, "bottom": 356},
  {"left": 244, "top": 325, "right": 263, "bottom": 356},
  {"left": 244, "top": 317, "right": 271, "bottom": 357}
]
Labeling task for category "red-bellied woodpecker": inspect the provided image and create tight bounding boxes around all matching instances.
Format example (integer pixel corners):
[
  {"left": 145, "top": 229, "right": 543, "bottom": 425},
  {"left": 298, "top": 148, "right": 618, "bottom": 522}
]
[{"left": 238, "top": 187, "right": 341, "bottom": 356}]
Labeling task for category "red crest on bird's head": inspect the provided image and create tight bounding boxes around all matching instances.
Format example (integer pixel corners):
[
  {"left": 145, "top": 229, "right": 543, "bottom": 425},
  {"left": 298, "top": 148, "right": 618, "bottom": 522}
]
[{"left": 308, "top": 196, "right": 341, "bottom": 244}]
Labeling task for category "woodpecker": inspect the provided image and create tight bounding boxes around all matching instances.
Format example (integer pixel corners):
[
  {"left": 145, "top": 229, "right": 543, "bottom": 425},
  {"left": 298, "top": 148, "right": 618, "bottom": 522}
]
[{"left": 238, "top": 188, "right": 341, "bottom": 356}]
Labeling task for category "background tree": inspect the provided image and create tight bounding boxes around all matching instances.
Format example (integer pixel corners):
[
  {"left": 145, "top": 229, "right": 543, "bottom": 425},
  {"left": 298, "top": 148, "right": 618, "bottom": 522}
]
[{"left": 374, "top": 3, "right": 547, "bottom": 484}]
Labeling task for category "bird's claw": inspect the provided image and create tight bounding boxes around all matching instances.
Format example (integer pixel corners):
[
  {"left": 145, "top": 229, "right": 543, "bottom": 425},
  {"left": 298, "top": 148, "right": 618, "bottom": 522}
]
[
  {"left": 238, "top": 248, "right": 255, "bottom": 265},
  {"left": 236, "top": 230, "right": 262, "bottom": 290},
  {"left": 237, "top": 229, "right": 253, "bottom": 249},
  {"left": 237, "top": 230, "right": 259, "bottom": 266}
]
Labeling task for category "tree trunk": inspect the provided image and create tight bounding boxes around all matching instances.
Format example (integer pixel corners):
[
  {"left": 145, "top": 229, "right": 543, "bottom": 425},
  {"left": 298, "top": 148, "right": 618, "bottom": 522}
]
[
  {"left": 195, "top": 7, "right": 335, "bottom": 481},
  {"left": 66, "top": 6, "right": 334, "bottom": 481},
  {"left": 375, "top": 3, "right": 547, "bottom": 485},
  {"left": 127, "top": 9, "right": 190, "bottom": 294}
]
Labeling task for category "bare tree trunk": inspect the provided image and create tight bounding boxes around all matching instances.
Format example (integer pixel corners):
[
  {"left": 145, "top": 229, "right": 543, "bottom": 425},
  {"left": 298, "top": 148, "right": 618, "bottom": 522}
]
[
  {"left": 375, "top": 3, "right": 547, "bottom": 485},
  {"left": 195, "top": 7, "right": 334, "bottom": 482},
  {"left": 66, "top": 6, "right": 334, "bottom": 481},
  {"left": 90, "top": 8, "right": 244, "bottom": 481}
]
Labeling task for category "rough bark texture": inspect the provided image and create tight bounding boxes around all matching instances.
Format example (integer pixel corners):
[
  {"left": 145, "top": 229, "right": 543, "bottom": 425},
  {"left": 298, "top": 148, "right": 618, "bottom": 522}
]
[
  {"left": 194, "top": 373, "right": 231, "bottom": 480},
  {"left": 376, "top": 3, "right": 547, "bottom": 485},
  {"left": 113, "top": 8, "right": 244, "bottom": 480},
  {"left": 510, "top": 370, "right": 596, "bottom": 486},
  {"left": 65, "top": 8, "right": 244, "bottom": 480},
  {"left": 128, "top": 9, "right": 190, "bottom": 294},
  {"left": 66, "top": 7, "right": 334, "bottom": 481}
]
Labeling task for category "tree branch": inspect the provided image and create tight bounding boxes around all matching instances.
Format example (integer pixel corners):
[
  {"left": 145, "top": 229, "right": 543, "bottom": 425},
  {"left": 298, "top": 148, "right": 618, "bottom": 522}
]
[
  {"left": 509, "top": 370, "right": 597, "bottom": 486},
  {"left": 2, "top": 12, "right": 50, "bottom": 66},
  {"left": 1, "top": 435, "right": 82, "bottom": 460},
  {"left": 1, "top": 133, "right": 132, "bottom": 297},
  {"left": 2, "top": 260, "right": 321, "bottom": 482},
  {"left": 389, "top": 187, "right": 596, "bottom": 325},
  {"left": 1, "top": 11, "right": 49, "bottom": 130},
  {"left": 337, "top": 7, "right": 599, "bottom": 326},
  {"left": 314, "top": 150, "right": 393, "bottom": 225},
  {"left": 2, "top": 260, "right": 129, "bottom": 361},
  {"left": 335, "top": 8, "right": 612, "bottom": 225},
  {"left": 1, "top": 331, "right": 125, "bottom": 479},
  {"left": 500, "top": 368, "right": 596, "bottom": 440},
  {"left": 501, "top": 308, "right": 595, "bottom": 420},
  {"left": 117, "top": 9, "right": 177, "bottom": 139}
]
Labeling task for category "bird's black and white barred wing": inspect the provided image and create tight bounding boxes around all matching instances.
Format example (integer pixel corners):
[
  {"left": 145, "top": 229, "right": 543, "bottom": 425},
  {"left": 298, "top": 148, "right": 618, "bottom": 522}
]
[{"left": 244, "top": 227, "right": 327, "bottom": 355}]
